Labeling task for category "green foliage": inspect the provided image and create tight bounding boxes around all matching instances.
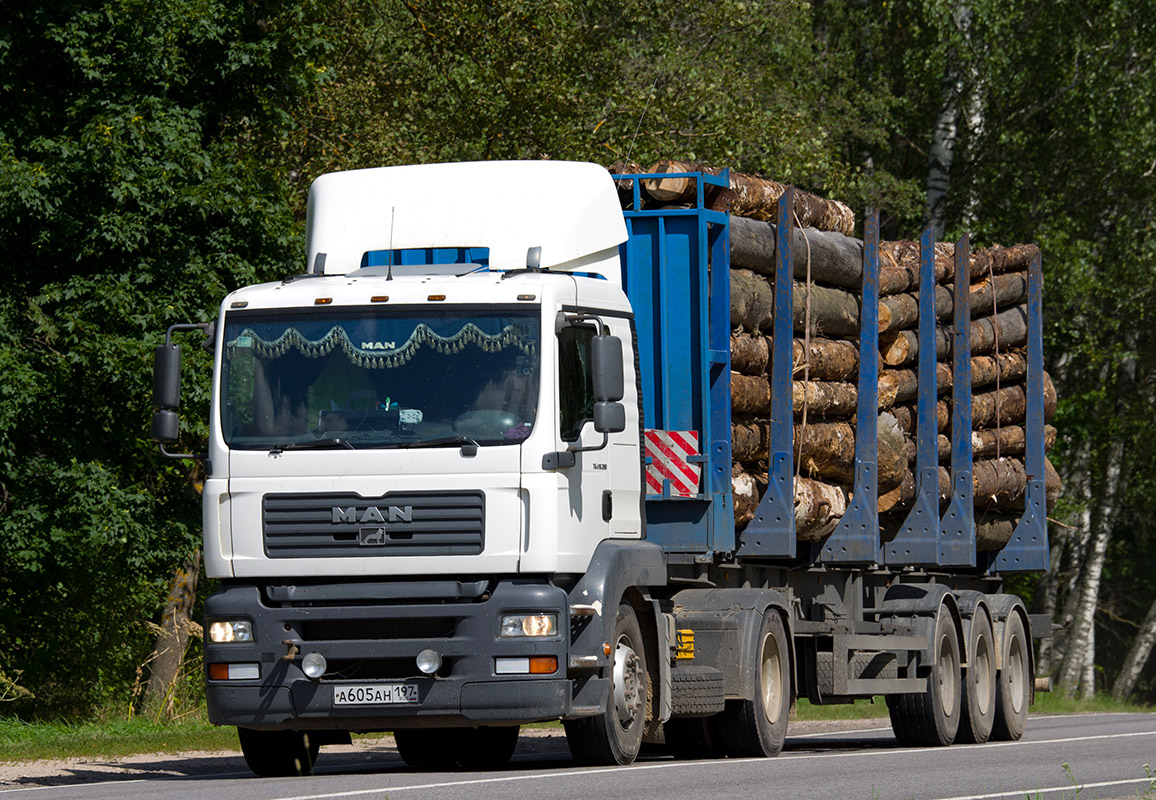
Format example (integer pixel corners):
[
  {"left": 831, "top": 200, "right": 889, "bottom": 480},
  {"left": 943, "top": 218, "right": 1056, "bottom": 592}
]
[
  {"left": 0, "top": 0, "right": 328, "bottom": 717},
  {"left": 3, "top": 0, "right": 1156, "bottom": 718},
  {"left": 284, "top": 0, "right": 915, "bottom": 216}
]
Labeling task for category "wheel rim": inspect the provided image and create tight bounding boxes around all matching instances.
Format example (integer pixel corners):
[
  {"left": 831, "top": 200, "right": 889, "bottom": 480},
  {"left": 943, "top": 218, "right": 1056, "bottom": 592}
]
[
  {"left": 613, "top": 634, "right": 644, "bottom": 729},
  {"left": 759, "top": 632, "right": 783, "bottom": 724},
  {"left": 1007, "top": 628, "right": 1026, "bottom": 715},
  {"left": 937, "top": 629, "right": 958, "bottom": 718},
  {"left": 974, "top": 629, "right": 994, "bottom": 716}
]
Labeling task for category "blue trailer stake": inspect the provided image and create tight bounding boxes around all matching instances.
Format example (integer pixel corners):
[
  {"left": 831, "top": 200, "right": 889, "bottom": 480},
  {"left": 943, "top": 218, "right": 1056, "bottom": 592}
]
[
  {"left": 822, "top": 210, "right": 881, "bottom": 564},
  {"left": 939, "top": 234, "right": 976, "bottom": 566},
  {"left": 739, "top": 188, "right": 797, "bottom": 558},
  {"left": 994, "top": 250, "right": 1049, "bottom": 572},
  {"left": 886, "top": 226, "right": 942, "bottom": 565}
]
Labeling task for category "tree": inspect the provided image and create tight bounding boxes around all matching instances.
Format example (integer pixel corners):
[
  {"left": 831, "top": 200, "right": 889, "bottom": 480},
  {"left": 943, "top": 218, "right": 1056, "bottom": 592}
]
[{"left": 0, "top": 0, "right": 328, "bottom": 717}]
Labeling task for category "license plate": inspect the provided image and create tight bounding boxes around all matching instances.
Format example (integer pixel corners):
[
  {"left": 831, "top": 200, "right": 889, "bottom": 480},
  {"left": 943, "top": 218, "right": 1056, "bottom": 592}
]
[{"left": 333, "top": 683, "right": 420, "bottom": 706}]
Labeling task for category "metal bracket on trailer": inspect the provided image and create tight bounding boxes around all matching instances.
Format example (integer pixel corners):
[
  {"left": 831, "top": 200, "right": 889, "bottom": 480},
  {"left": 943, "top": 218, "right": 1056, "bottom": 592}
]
[
  {"left": 821, "top": 211, "right": 882, "bottom": 564},
  {"left": 993, "top": 251, "right": 1050, "bottom": 572},
  {"left": 886, "top": 227, "right": 942, "bottom": 566},
  {"left": 738, "top": 188, "right": 797, "bottom": 558},
  {"left": 939, "top": 234, "right": 976, "bottom": 567}
]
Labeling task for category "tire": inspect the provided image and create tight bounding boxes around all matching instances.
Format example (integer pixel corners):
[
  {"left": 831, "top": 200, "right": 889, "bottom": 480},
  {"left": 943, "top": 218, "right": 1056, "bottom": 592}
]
[
  {"left": 396, "top": 727, "right": 520, "bottom": 769},
  {"left": 395, "top": 728, "right": 453, "bottom": 769},
  {"left": 564, "top": 603, "right": 648, "bottom": 765},
  {"left": 886, "top": 604, "right": 961, "bottom": 747},
  {"left": 958, "top": 610, "right": 996, "bottom": 744},
  {"left": 992, "top": 612, "right": 1029, "bottom": 741},
  {"left": 663, "top": 718, "right": 724, "bottom": 760},
  {"left": 717, "top": 610, "right": 790, "bottom": 758},
  {"left": 455, "top": 727, "right": 520, "bottom": 770},
  {"left": 237, "top": 728, "right": 319, "bottom": 777}
]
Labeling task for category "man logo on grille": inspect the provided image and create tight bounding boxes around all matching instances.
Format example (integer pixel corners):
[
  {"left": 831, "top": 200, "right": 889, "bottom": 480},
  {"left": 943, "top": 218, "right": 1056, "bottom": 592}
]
[{"left": 332, "top": 505, "right": 413, "bottom": 524}]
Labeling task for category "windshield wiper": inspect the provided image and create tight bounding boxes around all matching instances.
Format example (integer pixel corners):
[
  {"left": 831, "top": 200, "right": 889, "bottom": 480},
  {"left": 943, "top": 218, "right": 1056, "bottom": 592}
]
[
  {"left": 269, "top": 438, "right": 356, "bottom": 455},
  {"left": 403, "top": 435, "right": 480, "bottom": 455}
]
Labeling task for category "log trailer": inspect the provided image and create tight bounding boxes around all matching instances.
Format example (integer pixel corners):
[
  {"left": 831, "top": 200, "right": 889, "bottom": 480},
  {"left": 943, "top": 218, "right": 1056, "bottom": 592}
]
[{"left": 151, "top": 161, "right": 1052, "bottom": 776}]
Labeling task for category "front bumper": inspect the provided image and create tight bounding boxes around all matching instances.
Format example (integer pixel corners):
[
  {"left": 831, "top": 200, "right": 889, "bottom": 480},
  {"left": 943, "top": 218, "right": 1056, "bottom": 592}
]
[{"left": 204, "top": 580, "right": 600, "bottom": 731}]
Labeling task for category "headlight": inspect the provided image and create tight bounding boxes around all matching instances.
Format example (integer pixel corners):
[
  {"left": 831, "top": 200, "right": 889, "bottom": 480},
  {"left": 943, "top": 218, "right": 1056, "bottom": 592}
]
[
  {"left": 499, "top": 613, "right": 558, "bottom": 638},
  {"left": 208, "top": 619, "right": 254, "bottom": 643}
]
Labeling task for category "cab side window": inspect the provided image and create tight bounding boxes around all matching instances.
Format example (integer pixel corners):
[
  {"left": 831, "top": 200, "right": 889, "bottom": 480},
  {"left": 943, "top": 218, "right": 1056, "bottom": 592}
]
[{"left": 558, "top": 325, "right": 595, "bottom": 441}]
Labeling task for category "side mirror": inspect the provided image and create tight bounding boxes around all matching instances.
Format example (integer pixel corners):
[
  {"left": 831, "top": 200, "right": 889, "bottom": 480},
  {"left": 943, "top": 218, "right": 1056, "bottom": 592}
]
[
  {"left": 151, "top": 409, "right": 180, "bottom": 443},
  {"left": 154, "top": 342, "right": 182, "bottom": 410},
  {"left": 151, "top": 322, "right": 210, "bottom": 459},
  {"left": 593, "top": 402, "right": 625, "bottom": 433},
  {"left": 591, "top": 334, "right": 625, "bottom": 434},
  {"left": 591, "top": 334, "right": 624, "bottom": 402}
]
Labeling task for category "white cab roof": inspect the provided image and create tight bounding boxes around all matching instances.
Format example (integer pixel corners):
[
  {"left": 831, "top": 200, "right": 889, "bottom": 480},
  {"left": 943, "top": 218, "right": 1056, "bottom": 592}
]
[{"left": 305, "top": 161, "right": 627, "bottom": 284}]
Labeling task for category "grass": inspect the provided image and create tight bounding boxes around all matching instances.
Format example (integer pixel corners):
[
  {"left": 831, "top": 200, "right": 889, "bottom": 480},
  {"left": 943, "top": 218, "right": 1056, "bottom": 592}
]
[
  {"left": 795, "top": 696, "right": 892, "bottom": 720},
  {"left": 1, "top": 693, "right": 1150, "bottom": 764},
  {"left": 0, "top": 713, "right": 242, "bottom": 763}
]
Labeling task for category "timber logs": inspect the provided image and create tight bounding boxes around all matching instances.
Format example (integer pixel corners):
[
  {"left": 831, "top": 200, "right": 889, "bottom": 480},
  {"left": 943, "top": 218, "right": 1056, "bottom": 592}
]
[
  {"left": 730, "top": 334, "right": 860, "bottom": 381},
  {"left": 879, "top": 305, "right": 1031, "bottom": 366},
  {"left": 644, "top": 160, "right": 855, "bottom": 234},
  {"left": 629, "top": 158, "right": 1060, "bottom": 549},
  {"left": 730, "top": 269, "right": 862, "bottom": 337}
]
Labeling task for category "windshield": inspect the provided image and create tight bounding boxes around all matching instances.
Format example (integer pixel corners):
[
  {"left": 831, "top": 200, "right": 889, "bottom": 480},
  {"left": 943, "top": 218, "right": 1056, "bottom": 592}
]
[{"left": 220, "top": 307, "right": 539, "bottom": 449}]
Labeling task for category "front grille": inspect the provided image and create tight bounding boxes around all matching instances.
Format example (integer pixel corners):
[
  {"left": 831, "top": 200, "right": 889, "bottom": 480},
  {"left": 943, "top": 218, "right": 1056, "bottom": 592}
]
[
  {"left": 300, "top": 617, "right": 456, "bottom": 641},
  {"left": 263, "top": 491, "right": 485, "bottom": 558}
]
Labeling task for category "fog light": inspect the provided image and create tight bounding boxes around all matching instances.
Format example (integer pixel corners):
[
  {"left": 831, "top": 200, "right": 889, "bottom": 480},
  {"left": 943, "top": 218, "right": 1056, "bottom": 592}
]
[
  {"left": 416, "top": 648, "right": 442, "bottom": 675},
  {"left": 208, "top": 619, "right": 253, "bottom": 643},
  {"left": 301, "top": 651, "right": 327, "bottom": 679}
]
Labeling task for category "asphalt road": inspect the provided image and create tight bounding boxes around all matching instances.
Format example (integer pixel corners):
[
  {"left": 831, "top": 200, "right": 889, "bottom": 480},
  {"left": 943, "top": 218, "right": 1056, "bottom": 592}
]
[{"left": 4, "top": 713, "right": 1156, "bottom": 800}]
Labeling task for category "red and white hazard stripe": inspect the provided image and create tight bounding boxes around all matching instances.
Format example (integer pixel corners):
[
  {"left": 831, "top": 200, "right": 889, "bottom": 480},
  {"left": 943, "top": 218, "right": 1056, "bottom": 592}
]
[{"left": 644, "top": 430, "right": 701, "bottom": 497}]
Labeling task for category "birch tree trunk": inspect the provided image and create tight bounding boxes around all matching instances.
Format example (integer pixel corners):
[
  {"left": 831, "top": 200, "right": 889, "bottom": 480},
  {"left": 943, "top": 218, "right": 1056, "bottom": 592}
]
[
  {"left": 1111, "top": 596, "right": 1156, "bottom": 700},
  {"left": 1056, "top": 345, "right": 1137, "bottom": 698}
]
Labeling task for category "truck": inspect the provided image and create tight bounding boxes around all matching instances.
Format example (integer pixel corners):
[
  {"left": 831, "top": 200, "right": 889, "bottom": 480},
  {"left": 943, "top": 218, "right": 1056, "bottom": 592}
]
[{"left": 151, "top": 160, "right": 1053, "bottom": 776}]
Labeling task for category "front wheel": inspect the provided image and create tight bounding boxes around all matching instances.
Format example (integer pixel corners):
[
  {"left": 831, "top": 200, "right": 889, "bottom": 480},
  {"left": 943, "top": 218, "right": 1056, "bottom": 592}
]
[
  {"left": 237, "top": 728, "right": 319, "bottom": 777},
  {"left": 564, "top": 603, "right": 648, "bottom": 765},
  {"left": 717, "top": 609, "right": 790, "bottom": 758},
  {"left": 991, "top": 612, "right": 1029, "bottom": 741}
]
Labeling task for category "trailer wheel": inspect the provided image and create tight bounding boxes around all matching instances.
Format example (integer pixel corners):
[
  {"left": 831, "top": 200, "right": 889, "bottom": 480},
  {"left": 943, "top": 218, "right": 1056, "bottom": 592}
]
[
  {"left": 958, "top": 611, "right": 996, "bottom": 744},
  {"left": 887, "top": 603, "right": 961, "bottom": 746},
  {"left": 718, "top": 610, "right": 790, "bottom": 758},
  {"left": 564, "top": 603, "right": 647, "bottom": 765},
  {"left": 237, "top": 728, "right": 319, "bottom": 777},
  {"left": 992, "top": 612, "right": 1029, "bottom": 741},
  {"left": 395, "top": 727, "right": 520, "bottom": 769}
]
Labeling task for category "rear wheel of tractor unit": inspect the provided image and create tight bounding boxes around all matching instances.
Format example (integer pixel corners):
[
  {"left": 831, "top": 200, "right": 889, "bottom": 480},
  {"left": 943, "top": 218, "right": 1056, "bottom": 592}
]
[
  {"left": 717, "top": 609, "right": 790, "bottom": 758},
  {"left": 564, "top": 603, "right": 648, "bottom": 766},
  {"left": 957, "top": 610, "right": 996, "bottom": 744},
  {"left": 991, "top": 612, "right": 1029, "bottom": 741},
  {"left": 395, "top": 726, "right": 520, "bottom": 770},
  {"left": 238, "top": 727, "right": 320, "bottom": 777},
  {"left": 887, "top": 603, "right": 961, "bottom": 747}
]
